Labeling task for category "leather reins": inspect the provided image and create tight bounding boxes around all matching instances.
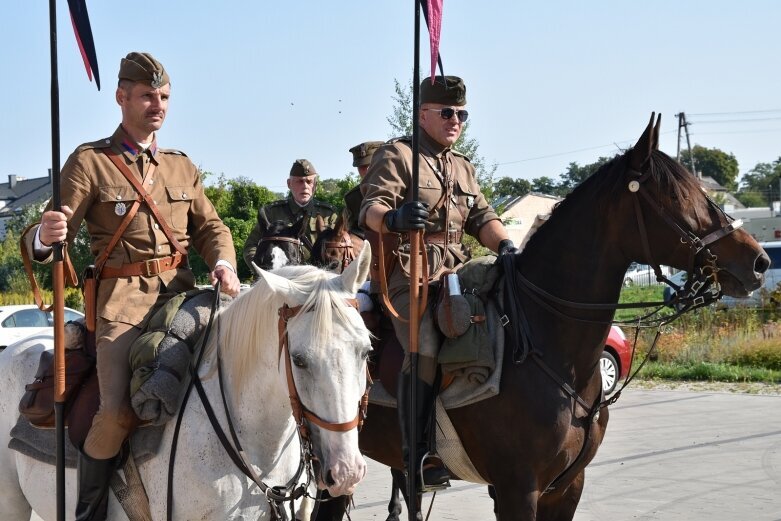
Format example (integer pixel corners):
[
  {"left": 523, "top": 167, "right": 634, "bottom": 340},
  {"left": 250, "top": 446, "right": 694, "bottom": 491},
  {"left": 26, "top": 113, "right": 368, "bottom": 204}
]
[{"left": 277, "top": 299, "right": 372, "bottom": 444}]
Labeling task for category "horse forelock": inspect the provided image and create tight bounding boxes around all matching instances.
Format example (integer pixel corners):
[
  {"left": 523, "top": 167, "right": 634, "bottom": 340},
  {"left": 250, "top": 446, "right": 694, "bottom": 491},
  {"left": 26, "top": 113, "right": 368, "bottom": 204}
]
[{"left": 219, "top": 265, "right": 365, "bottom": 389}]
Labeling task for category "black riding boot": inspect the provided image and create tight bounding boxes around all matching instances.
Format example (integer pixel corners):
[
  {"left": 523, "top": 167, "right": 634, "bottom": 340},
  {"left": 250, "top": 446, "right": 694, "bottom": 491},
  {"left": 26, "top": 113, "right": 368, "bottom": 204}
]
[
  {"left": 397, "top": 373, "right": 451, "bottom": 492},
  {"left": 75, "top": 450, "right": 115, "bottom": 521}
]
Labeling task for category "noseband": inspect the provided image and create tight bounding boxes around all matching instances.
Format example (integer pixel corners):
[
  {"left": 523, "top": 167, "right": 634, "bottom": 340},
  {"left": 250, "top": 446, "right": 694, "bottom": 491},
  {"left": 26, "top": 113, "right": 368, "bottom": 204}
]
[
  {"left": 321, "top": 231, "right": 358, "bottom": 273},
  {"left": 277, "top": 300, "right": 371, "bottom": 444}
]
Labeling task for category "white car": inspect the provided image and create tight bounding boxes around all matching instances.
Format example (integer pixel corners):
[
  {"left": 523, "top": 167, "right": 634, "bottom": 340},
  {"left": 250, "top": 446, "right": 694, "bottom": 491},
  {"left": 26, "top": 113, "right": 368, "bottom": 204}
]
[
  {"left": 623, "top": 263, "right": 675, "bottom": 286},
  {"left": 719, "top": 241, "right": 781, "bottom": 308},
  {"left": 0, "top": 305, "right": 84, "bottom": 350}
]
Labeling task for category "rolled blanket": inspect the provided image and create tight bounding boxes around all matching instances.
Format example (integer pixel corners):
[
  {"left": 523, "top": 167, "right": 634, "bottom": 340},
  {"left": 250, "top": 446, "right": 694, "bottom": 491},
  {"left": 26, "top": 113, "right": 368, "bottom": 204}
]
[{"left": 130, "top": 290, "right": 226, "bottom": 425}]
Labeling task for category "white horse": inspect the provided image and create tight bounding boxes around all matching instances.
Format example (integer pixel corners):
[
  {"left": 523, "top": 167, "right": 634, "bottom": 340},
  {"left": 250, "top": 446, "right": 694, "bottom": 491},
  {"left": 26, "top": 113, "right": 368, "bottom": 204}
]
[{"left": 0, "top": 245, "right": 373, "bottom": 520}]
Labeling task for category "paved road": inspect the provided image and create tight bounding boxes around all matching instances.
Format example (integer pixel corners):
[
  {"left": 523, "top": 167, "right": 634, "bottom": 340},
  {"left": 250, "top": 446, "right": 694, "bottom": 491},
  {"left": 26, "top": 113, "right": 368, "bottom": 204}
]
[
  {"left": 31, "top": 388, "right": 781, "bottom": 520},
  {"left": 349, "top": 388, "right": 781, "bottom": 520}
]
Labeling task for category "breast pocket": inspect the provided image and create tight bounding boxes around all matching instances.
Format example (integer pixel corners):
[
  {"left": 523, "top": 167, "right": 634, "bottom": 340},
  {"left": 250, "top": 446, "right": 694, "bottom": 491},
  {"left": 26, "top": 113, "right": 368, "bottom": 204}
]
[
  {"left": 98, "top": 186, "right": 142, "bottom": 230},
  {"left": 417, "top": 171, "right": 443, "bottom": 214},
  {"left": 165, "top": 186, "right": 194, "bottom": 229},
  {"left": 454, "top": 176, "right": 479, "bottom": 217}
]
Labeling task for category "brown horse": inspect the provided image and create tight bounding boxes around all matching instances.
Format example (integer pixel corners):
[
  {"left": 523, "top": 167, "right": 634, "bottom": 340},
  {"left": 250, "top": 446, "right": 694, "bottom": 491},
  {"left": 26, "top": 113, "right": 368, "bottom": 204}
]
[
  {"left": 312, "top": 214, "right": 365, "bottom": 273},
  {"left": 316, "top": 115, "right": 769, "bottom": 521}
]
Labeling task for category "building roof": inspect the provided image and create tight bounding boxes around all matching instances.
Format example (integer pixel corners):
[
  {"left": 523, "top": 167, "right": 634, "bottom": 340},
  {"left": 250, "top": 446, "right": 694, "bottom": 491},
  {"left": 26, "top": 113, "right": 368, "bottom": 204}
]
[{"left": 0, "top": 175, "right": 51, "bottom": 218}]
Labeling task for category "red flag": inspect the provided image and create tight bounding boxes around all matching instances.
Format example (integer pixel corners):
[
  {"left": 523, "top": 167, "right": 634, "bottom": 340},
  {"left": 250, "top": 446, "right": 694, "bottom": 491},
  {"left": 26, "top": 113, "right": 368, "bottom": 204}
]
[
  {"left": 67, "top": 0, "right": 100, "bottom": 90},
  {"left": 426, "top": 0, "right": 442, "bottom": 83}
]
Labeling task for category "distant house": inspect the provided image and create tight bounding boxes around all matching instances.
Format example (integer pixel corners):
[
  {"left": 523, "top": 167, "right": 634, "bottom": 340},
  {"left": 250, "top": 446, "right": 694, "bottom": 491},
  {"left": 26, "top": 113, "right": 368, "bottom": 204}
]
[
  {"left": 0, "top": 174, "right": 52, "bottom": 240},
  {"left": 493, "top": 192, "right": 562, "bottom": 249},
  {"left": 700, "top": 176, "right": 744, "bottom": 209}
]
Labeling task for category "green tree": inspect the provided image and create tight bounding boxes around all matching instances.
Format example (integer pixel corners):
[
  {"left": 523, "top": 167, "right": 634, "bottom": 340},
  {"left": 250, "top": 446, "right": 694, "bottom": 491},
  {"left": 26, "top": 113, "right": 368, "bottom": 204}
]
[
  {"left": 492, "top": 176, "right": 531, "bottom": 198},
  {"left": 531, "top": 176, "right": 557, "bottom": 195},
  {"left": 315, "top": 174, "right": 359, "bottom": 211},
  {"left": 557, "top": 157, "right": 611, "bottom": 194},
  {"left": 680, "top": 145, "right": 739, "bottom": 191},
  {"left": 386, "top": 78, "right": 497, "bottom": 200},
  {"left": 737, "top": 158, "right": 781, "bottom": 208}
]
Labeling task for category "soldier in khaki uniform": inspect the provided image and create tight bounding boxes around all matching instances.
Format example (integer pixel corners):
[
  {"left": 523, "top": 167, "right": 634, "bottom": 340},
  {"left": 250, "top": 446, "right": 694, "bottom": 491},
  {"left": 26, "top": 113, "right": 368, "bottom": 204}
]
[
  {"left": 344, "top": 141, "right": 384, "bottom": 237},
  {"left": 28, "top": 52, "right": 240, "bottom": 520},
  {"left": 360, "top": 76, "right": 517, "bottom": 491},
  {"left": 242, "top": 159, "right": 338, "bottom": 269}
]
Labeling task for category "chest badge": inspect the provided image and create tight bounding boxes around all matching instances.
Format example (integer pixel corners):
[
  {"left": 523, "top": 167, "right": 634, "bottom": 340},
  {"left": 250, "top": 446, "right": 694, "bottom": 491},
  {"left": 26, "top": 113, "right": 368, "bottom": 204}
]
[
  {"left": 466, "top": 196, "right": 475, "bottom": 208},
  {"left": 114, "top": 202, "right": 127, "bottom": 216}
]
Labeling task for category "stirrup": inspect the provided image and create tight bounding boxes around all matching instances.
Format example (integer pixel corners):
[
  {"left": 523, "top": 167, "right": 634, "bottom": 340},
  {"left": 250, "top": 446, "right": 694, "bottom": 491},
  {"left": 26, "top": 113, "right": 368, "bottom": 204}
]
[{"left": 418, "top": 451, "right": 451, "bottom": 493}]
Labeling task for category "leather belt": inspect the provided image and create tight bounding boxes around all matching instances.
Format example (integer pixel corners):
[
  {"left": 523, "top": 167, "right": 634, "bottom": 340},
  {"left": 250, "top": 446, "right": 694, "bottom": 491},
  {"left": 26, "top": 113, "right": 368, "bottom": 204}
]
[
  {"left": 402, "top": 230, "right": 462, "bottom": 245},
  {"left": 100, "top": 253, "right": 185, "bottom": 279}
]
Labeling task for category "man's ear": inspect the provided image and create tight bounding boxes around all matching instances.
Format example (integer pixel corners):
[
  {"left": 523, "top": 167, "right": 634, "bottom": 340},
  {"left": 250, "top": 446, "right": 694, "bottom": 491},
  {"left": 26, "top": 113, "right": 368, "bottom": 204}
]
[
  {"left": 286, "top": 178, "right": 293, "bottom": 190},
  {"left": 115, "top": 87, "right": 125, "bottom": 106}
]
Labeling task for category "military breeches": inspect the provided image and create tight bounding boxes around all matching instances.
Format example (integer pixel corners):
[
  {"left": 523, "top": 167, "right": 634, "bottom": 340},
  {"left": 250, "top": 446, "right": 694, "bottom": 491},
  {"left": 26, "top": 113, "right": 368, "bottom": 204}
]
[
  {"left": 387, "top": 286, "right": 443, "bottom": 385},
  {"left": 83, "top": 319, "right": 142, "bottom": 459}
]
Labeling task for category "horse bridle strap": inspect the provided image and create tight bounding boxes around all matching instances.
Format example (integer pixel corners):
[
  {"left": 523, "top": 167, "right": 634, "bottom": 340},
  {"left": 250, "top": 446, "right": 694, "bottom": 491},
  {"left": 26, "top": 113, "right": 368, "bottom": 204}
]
[
  {"left": 260, "top": 236, "right": 302, "bottom": 245},
  {"left": 278, "top": 300, "right": 372, "bottom": 439}
]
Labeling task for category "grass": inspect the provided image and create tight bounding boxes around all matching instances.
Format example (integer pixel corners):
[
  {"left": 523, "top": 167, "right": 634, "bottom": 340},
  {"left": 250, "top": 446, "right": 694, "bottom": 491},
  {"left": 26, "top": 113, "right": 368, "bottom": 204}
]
[{"left": 614, "top": 285, "right": 781, "bottom": 383}]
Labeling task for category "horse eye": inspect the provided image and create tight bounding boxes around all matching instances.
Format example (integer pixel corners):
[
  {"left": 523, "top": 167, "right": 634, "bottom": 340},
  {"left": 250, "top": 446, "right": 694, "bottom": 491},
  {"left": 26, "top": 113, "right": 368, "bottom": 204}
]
[
  {"left": 291, "top": 354, "right": 307, "bottom": 368},
  {"left": 361, "top": 347, "right": 373, "bottom": 361}
]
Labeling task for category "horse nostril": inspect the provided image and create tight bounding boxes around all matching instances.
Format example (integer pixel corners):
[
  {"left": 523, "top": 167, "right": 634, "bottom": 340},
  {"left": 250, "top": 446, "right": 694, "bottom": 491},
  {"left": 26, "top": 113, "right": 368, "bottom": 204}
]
[
  {"left": 756, "top": 252, "right": 771, "bottom": 274},
  {"left": 325, "top": 470, "right": 336, "bottom": 487}
]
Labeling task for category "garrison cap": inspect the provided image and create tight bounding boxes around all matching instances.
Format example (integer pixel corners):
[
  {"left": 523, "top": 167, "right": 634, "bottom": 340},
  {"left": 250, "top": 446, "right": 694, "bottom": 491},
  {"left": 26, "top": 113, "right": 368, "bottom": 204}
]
[
  {"left": 290, "top": 159, "right": 317, "bottom": 177},
  {"left": 349, "top": 141, "right": 384, "bottom": 167},
  {"left": 420, "top": 75, "right": 466, "bottom": 106},
  {"left": 118, "top": 52, "right": 170, "bottom": 88}
]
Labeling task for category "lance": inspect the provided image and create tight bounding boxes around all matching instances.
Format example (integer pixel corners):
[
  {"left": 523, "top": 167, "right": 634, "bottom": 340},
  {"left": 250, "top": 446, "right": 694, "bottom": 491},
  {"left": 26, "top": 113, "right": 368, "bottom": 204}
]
[
  {"left": 47, "top": 2, "right": 100, "bottom": 519},
  {"left": 406, "top": 0, "right": 423, "bottom": 517}
]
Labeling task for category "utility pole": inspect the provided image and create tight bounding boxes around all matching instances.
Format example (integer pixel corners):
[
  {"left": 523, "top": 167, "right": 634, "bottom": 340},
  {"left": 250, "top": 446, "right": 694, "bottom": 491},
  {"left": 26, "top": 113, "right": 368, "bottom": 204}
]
[{"left": 675, "top": 112, "right": 698, "bottom": 179}]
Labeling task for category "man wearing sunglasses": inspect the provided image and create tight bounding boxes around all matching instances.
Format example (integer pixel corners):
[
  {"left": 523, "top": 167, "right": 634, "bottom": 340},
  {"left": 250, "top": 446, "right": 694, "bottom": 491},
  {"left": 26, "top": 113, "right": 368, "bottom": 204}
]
[{"left": 359, "top": 75, "right": 517, "bottom": 491}]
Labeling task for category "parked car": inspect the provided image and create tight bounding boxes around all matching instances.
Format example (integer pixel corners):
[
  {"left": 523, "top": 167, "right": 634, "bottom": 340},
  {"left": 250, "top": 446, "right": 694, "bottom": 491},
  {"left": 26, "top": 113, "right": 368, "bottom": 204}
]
[
  {"left": 718, "top": 241, "right": 781, "bottom": 308},
  {"left": 623, "top": 263, "right": 675, "bottom": 286},
  {"left": 0, "top": 305, "right": 84, "bottom": 351},
  {"left": 602, "top": 325, "right": 632, "bottom": 395},
  {"left": 663, "top": 270, "right": 689, "bottom": 309}
]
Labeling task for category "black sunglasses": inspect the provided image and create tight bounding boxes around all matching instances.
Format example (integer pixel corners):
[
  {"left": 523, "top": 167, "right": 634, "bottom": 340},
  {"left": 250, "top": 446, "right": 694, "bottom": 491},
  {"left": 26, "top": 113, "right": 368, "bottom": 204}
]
[{"left": 423, "top": 107, "right": 469, "bottom": 123}]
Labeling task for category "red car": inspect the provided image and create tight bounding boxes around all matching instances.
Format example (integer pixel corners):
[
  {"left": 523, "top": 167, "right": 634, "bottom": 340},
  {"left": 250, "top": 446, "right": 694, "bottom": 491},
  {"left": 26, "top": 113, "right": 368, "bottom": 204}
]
[{"left": 601, "top": 325, "right": 632, "bottom": 395}]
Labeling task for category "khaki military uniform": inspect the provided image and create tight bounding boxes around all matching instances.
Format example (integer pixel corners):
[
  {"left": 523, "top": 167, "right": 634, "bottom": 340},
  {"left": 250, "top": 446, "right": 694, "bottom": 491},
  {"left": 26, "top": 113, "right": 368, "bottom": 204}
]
[
  {"left": 343, "top": 185, "right": 364, "bottom": 237},
  {"left": 23, "top": 125, "right": 236, "bottom": 458},
  {"left": 359, "top": 131, "right": 499, "bottom": 383},
  {"left": 242, "top": 197, "right": 338, "bottom": 269}
]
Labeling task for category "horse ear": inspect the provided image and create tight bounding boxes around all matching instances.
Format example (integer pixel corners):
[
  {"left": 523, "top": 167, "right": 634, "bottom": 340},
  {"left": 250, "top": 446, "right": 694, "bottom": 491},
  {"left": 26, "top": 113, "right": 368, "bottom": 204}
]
[
  {"left": 315, "top": 215, "right": 326, "bottom": 233},
  {"left": 254, "top": 267, "right": 294, "bottom": 296},
  {"left": 629, "top": 112, "right": 656, "bottom": 171},
  {"left": 251, "top": 261, "right": 263, "bottom": 279},
  {"left": 339, "top": 241, "right": 371, "bottom": 294},
  {"left": 651, "top": 113, "right": 662, "bottom": 151}
]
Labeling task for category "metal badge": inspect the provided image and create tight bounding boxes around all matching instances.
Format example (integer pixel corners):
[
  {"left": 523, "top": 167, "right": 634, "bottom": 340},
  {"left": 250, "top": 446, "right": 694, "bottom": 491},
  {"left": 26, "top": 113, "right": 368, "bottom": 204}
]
[
  {"left": 467, "top": 196, "right": 475, "bottom": 208},
  {"left": 115, "top": 202, "right": 127, "bottom": 216},
  {"left": 151, "top": 71, "right": 164, "bottom": 89}
]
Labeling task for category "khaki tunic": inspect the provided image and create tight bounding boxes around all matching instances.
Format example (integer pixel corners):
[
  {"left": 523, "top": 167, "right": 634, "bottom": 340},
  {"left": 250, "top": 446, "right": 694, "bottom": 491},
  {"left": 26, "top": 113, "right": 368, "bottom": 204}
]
[
  {"left": 359, "top": 131, "right": 499, "bottom": 291},
  {"left": 242, "top": 197, "right": 338, "bottom": 269},
  {"left": 343, "top": 185, "right": 365, "bottom": 237},
  {"left": 24, "top": 126, "right": 236, "bottom": 325}
]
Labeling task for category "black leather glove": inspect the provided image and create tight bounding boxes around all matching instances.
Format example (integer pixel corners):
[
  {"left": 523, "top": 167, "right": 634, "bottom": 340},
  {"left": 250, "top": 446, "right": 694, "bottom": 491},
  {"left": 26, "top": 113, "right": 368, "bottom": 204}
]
[
  {"left": 384, "top": 202, "right": 429, "bottom": 232},
  {"left": 497, "top": 239, "right": 518, "bottom": 257}
]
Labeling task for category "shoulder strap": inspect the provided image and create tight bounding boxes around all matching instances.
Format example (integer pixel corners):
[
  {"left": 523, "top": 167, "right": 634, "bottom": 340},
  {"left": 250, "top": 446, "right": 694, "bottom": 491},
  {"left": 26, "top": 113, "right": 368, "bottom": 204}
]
[{"left": 102, "top": 149, "right": 188, "bottom": 256}]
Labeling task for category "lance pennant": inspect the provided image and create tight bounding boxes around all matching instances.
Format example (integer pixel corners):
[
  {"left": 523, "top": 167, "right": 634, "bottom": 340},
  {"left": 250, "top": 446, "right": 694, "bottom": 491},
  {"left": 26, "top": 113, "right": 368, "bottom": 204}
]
[{"left": 67, "top": 0, "right": 100, "bottom": 90}]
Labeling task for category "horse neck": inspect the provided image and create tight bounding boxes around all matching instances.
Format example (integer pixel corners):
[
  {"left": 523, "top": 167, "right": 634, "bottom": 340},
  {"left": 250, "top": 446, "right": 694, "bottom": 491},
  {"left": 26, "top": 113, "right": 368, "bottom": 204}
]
[{"left": 515, "top": 198, "right": 630, "bottom": 387}]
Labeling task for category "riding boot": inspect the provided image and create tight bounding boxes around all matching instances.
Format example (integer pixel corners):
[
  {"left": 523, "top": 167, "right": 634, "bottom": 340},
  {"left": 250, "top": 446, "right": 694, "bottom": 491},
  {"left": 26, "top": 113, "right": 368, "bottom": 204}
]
[
  {"left": 75, "top": 450, "right": 115, "bottom": 521},
  {"left": 397, "top": 373, "right": 451, "bottom": 492}
]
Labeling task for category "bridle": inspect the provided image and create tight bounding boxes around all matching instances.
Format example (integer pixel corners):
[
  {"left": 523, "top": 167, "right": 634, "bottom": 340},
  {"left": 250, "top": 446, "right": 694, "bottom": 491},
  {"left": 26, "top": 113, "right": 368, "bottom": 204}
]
[
  {"left": 260, "top": 235, "right": 305, "bottom": 264},
  {"left": 277, "top": 299, "right": 372, "bottom": 445},
  {"left": 319, "top": 231, "right": 359, "bottom": 273}
]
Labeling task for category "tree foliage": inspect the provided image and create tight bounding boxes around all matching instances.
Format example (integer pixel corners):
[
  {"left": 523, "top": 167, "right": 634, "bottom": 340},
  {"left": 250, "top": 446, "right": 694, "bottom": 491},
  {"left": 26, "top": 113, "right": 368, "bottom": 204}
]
[
  {"left": 315, "top": 174, "right": 359, "bottom": 211},
  {"left": 736, "top": 157, "right": 781, "bottom": 207},
  {"left": 680, "top": 145, "right": 739, "bottom": 191}
]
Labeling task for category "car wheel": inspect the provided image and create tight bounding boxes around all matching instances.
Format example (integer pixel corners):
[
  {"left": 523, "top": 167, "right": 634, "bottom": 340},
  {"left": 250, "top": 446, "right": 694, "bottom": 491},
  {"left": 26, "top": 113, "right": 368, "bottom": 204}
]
[
  {"left": 600, "top": 350, "right": 619, "bottom": 395},
  {"left": 623, "top": 278, "right": 633, "bottom": 287}
]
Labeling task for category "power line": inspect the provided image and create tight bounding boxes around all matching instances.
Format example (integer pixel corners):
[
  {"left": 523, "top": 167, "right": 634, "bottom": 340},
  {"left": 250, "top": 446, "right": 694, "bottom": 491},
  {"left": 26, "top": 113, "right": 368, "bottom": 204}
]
[
  {"left": 691, "top": 128, "right": 781, "bottom": 136},
  {"left": 693, "top": 116, "right": 781, "bottom": 124},
  {"left": 689, "top": 109, "right": 781, "bottom": 117}
]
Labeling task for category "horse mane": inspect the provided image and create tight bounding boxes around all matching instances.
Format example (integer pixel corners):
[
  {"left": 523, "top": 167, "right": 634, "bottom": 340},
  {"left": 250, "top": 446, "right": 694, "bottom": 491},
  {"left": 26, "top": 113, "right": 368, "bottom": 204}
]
[
  {"left": 214, "top": 264, "right": 362, "bottom": 388},
  {"left": 521, "top": 148, "right": 700, "bottom": 253}
]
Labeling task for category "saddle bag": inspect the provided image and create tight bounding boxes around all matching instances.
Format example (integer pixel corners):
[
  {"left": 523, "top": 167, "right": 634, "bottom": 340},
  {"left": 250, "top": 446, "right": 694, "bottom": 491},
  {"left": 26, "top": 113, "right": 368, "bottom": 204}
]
[{"left": 19, "top": 347, "right": 95, "bottom": 428}]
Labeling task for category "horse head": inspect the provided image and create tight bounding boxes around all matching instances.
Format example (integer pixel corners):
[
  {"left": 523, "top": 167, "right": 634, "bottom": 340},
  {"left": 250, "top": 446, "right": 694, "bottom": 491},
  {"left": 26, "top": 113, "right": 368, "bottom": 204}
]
[
  {"left": 254, "top": 243, "right": 372, "bottom": 497},
  {"left": 311, "top": 214, "right": 366, "bottom": 272},
  {"left": 252, "top": 218, "right": 305, "bottom": 271},
  {"left": 621, "top": 113, "right": 769, "bottom": 297}
]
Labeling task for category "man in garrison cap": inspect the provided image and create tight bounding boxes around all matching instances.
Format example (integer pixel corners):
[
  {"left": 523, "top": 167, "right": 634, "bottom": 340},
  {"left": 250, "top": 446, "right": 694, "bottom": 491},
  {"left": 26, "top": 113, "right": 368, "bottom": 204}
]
[
  {"left": 25, "top": 51, "right": 240, "bottom": 519},
  {"left": 342, "top": 141, "right": 384, "bottom": 237},
  {"left": 242, "top": 159, "right": 338, "bottom": 270},
  {"left": 359, "top": 76, "right": 517, "bottom": 492}
]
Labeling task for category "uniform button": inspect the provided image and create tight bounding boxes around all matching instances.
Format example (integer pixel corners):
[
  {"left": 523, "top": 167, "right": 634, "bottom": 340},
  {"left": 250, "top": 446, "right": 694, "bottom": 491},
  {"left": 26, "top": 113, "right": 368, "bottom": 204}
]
[
  {"left": 157, "top": 246, "right": 162, "bottom": 252},
  {"left": 181, "top": 193, "right": 187, "bottom": 199},
  {"left": 153, "top": 200, "right": 157, "bottom": 205},
  {"left": 104, "top": 139, "right": 110, "bottom": 144},
  {"left": 154, "top": 223, "right": 159, "bottom": 229},
  {"left": 116, "top": 195, "right": 121, "bottom": 200},
  {"left": 149, "top": 179, "right": 154, "bottom": 185}
]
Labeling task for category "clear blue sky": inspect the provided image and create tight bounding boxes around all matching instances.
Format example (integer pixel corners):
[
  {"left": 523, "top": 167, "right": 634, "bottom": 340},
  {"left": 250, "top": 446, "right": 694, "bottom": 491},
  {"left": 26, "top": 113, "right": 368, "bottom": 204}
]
[{"left": 2, "top": 1, "right": 780, "bottom": 194}]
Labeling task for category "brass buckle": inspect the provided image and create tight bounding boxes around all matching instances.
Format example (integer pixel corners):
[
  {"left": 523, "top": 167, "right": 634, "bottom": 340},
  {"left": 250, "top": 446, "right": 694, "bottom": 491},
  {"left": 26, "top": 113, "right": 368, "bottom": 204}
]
[{"left": 144, "top": 258, "right": 161, "bottom": 277}]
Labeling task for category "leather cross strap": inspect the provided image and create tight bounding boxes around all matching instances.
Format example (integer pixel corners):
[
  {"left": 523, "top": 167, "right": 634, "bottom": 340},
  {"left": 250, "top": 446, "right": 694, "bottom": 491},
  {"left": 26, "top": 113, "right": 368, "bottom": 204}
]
[{"left": 102, "top": 149, "right": 187, "bottom": 257}]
